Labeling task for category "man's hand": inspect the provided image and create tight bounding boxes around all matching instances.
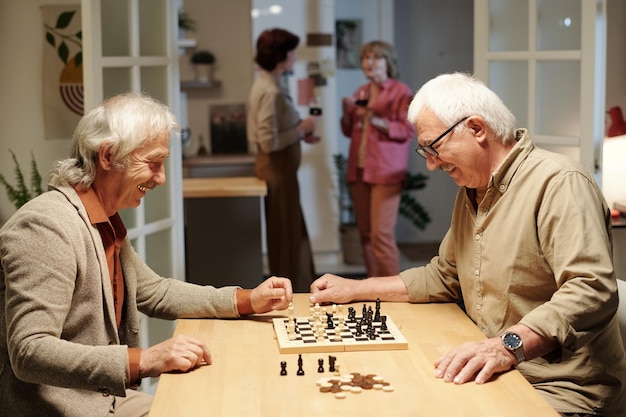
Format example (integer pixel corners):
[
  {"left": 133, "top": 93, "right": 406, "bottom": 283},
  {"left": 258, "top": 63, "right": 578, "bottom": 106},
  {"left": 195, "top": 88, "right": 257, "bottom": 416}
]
[
  {"left": 250, "top": 276, "right": 293, "bottom": 313},
  {"left": 434, "top": 337, "right": 517, "bottom": 384},
  {"left": 139, "top": 335, "right": 211, "bottom": 378},
  {"left": 309, "top": 273, "right": 359, "bottom": 304}
]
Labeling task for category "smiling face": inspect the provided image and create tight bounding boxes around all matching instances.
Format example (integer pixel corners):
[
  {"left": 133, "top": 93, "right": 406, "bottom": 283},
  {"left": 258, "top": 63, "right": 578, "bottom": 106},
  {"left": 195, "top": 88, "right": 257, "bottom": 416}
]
[
  {"left": 95, "top": 132, "right": 170, "bottom": 215},
  {"left": 416, "top": 111, "right": 489, "bottom": 189}
]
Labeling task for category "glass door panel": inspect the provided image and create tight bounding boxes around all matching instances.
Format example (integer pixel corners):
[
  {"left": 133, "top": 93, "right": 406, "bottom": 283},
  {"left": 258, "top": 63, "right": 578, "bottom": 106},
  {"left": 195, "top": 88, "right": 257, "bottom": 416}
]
[
  {"left": 102, "top": 67, "right": 132, "bottom": 98},
  {"left": 535, "top": 60, "right": 580, "bottom": 137},
  {"left": 101, "top": 0, "right": 130, "bottom": 56},
  {"left": 489, "top": 0, "right": 528, "bottom": 51},
  {"left": 537, "top": 0, "right": 581, "bottom": 51},
  {"left": 145, "top": 229, "right": 172, "bottom": 277},
  {"left": 139, "top": 0, "right": 167, "bottom": 56},
  {"left": 140, "top": 66, "right": 169, "bottom": 102},
  {"left": 145, "top": 181, "right": 171, "bottom": 223},
  {"left": 489, "top": 61, "right": 529, "bottom": 127}
]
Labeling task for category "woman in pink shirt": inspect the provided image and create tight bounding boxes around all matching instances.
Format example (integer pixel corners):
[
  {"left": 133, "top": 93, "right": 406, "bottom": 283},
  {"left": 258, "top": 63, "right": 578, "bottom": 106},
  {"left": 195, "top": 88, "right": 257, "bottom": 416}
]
[{"left": 340, "top": 40, "right": 416, "bottom": 276}]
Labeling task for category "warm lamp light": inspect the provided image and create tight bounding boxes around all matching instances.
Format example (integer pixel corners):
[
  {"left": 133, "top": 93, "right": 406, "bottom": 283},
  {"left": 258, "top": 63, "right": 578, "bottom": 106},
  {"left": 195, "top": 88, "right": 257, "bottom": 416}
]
[
  {"left": 602, "top": 134, "right": 626, "bottom": 210},
  {"left": 607, "top": 106, "right": 626, "bottom": 137}
]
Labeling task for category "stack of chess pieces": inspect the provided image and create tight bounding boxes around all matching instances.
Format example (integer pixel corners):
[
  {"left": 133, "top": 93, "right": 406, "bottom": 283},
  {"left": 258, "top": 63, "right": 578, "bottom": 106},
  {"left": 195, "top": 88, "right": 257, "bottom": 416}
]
[{"left": 286, "top": 299, "right": 387, "bottom": 342}]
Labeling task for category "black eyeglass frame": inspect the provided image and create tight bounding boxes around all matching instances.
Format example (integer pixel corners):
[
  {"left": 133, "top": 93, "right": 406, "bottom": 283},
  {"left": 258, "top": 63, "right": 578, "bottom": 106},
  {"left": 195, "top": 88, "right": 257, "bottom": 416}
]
[{"left": 415, "top": 116, "right": 469, "bottom": 159}]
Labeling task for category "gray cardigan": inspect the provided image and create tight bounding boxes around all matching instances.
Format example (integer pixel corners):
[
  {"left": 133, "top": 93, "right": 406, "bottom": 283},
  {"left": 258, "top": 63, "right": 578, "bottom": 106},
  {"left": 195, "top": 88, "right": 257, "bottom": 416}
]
[{"left": 0, "top": 175, "right": 240, "bottom": 416}]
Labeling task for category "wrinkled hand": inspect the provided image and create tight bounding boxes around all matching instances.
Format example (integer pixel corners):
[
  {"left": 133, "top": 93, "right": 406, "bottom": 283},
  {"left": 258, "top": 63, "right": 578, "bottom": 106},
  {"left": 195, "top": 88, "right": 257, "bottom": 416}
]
[
  {"left": 250, "top": 276, "right": 293, "bottom": 313},
  {"left": 139, "top": 334, "right": 211, "bottom": 378},
  {"left": 309, "top": 273, "right": 358, "bottom": 305},
  {"left": 434, "top": 337, "right": 517, "bottom": 384}
]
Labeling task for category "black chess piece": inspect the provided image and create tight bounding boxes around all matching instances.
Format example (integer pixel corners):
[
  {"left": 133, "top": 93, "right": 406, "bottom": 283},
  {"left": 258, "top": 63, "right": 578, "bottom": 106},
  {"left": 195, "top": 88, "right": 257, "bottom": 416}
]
[
  {"left": 280, "top": 361, "right": 287, "bottom": 376},
  {"left": 347, "top": 307, "right": 356, "bottom": 322},
  {"left": 297, "top": 354, "right": 305, "bottom": 376},
  {"left": 380, "top": 315, "right": 388, "bottom": 331},
  {"left": 318, "top": 358, "right": 324, "bottom": 373},
  {"left": 374, "top": 298, "right": 381, "bottom": 322},
  {"left": 328, "top": 355, "right": 336, "bottom": 372},
  {"left": 326, "top": 312, "right": 334, "bottom": 329}
]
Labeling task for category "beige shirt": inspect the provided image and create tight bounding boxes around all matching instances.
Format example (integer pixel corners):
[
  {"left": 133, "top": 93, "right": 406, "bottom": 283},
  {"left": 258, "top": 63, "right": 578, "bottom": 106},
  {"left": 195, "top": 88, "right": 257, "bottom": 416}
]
[
  {"left": 246, "top": 70, "right": 302, "bottom": 153},
  {"left": 400, "top": 130, "right": 626, "bottom": 416}
]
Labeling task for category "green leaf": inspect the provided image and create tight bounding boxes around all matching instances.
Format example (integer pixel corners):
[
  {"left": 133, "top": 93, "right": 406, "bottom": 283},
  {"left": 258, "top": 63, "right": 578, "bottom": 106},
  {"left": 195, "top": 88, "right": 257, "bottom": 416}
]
[
  {"left": 0, "top": 150, "right": 44, "bottom": 209},
  {"left": 46, "top": 32, "right": 56, "bottom": 47},
  {"left": 56, "top": 11, "right": 76, "bottom": 29},
  {"left": 58, "top": 42, "right": 69, "bottom": 64},
  {"left": 74, "top": 52, "right": 82, "bottom": 68}
]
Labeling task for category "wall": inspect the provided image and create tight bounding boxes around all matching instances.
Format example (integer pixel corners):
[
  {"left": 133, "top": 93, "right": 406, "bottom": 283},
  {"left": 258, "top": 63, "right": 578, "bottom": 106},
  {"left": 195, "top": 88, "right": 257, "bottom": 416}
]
[
  {"left": 1, "top": 0, "right": 625, "bottom": 245},
  {"left": 0, "top": 0, "right": 73, "bottom": 223}
]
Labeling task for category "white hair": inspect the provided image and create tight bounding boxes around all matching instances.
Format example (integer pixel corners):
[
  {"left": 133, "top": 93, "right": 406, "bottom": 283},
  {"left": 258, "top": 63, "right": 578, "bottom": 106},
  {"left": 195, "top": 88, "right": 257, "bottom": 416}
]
[{"left": 407, "top": 72, "right": 516, "bottom": 143}]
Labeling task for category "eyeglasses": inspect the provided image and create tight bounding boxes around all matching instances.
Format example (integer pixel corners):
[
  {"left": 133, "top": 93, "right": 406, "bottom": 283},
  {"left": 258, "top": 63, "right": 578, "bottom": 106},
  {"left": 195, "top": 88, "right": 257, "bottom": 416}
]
[{"left": 415, "top": 116, "right": 468, "bottom": 159}]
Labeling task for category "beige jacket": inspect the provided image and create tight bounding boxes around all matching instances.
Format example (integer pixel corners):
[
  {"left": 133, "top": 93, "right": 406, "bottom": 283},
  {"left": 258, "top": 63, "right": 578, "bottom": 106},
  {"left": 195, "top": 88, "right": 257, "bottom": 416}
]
[
  {"left": 0, "top": 176, "right": 240, "bottom": 417},
  {"left": 400, "top": 130, "right": 626, "bottom": 416}
]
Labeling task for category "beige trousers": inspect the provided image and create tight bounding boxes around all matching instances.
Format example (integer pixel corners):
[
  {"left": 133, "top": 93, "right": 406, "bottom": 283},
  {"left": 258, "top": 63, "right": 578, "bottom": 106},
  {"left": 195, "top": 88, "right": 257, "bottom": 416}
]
[{"left": 114, "top": 389, "right": 153, "bottom": 417}]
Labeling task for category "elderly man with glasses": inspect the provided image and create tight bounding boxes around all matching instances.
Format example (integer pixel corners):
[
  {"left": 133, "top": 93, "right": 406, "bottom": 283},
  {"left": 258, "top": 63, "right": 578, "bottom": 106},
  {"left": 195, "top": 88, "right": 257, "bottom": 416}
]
[{"left": 310, "top": 72, "right": 626, "bottom": 417}]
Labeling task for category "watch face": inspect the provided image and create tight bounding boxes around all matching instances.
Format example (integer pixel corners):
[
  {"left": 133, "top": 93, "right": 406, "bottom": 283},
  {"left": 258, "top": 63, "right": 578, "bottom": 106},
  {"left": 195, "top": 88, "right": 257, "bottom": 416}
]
[{"left": 503, "top": 332, "right": 522, "bottom": 349}]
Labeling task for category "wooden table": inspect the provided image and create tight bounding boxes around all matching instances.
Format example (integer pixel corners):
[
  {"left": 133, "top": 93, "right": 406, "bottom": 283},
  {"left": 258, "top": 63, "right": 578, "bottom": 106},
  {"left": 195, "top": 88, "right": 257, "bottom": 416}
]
[
  {"left": 183, "top": 177, "right": 266, "bottom": 288},
  {"left": 149, "top": 294, "right": 560, "bottom": 417}
]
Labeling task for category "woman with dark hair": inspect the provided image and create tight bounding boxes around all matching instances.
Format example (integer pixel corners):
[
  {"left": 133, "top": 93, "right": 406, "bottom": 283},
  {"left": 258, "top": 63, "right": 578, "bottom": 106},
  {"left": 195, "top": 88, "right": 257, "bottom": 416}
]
[
  {"left": 247, "top": 28, "right": 320, "bottom": 292},
  {"left": 340, "top": 40, "right": 416, "bottom": 277}
]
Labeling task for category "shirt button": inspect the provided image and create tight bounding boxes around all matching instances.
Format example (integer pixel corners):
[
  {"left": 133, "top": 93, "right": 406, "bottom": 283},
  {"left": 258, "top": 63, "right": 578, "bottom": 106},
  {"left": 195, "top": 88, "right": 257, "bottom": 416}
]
[
  {"left": 500, "top": 185, "right": 505, "bottom": 191},
  {"left": 476, "top": 303, "right": 481, "bottom": 310},
  {"left": 475, "top": 234, "right": 480, "bottom": 240},
  {"left": 474, "top": 269, "right": 479, "bottom": 276}
]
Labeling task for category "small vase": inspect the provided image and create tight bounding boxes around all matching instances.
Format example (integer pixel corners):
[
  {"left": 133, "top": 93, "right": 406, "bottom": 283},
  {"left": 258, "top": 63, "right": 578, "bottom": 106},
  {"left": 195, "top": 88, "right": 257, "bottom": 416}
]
[{"left": 193, "top": 64, "right": 212, "bottom": 84}]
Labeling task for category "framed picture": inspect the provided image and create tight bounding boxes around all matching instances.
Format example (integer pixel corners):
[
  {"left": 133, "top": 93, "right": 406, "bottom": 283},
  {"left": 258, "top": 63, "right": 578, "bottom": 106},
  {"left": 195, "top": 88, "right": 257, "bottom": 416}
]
[
  {"left": 336, "top": 19, "right": 362, "bottom": 69},
  {"left": 209, "top": 103, "right": 248, "bottom": 154}
]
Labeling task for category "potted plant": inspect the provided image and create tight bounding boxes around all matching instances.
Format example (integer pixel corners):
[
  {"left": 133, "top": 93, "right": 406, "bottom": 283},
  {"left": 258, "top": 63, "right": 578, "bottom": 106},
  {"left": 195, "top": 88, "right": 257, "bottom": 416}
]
[
  {"left": 177, "top": 9, "right": 196, "bottom": 39},
  {"left": 0, "top": 150, "right": 43, "bottom": 209},
  {"left": 190, "top": 50, "right": 215, "bottom": 84},
  {"left": 333, "top": 153, "right": 431, "bottom": 264}
]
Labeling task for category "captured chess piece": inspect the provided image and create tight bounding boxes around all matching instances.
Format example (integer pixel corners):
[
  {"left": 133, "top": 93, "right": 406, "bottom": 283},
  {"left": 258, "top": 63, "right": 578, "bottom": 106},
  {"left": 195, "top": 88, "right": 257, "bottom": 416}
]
[
  {"left": 280, "top": 361, "right": 287, "bottom": 376},
  {"left": 318, "top": 358, "right": 324, "bottom": 373},
  {"left": 297, "top": 354, "right": 305, "bottom": 376},
  {"left": 328, "top": 355, "right": 336, "bottom": 372}
]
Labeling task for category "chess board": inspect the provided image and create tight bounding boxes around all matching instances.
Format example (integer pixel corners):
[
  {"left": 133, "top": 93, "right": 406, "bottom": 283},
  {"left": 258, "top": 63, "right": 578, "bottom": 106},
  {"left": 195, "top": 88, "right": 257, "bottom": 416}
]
[{"left": 272, "top": 309, "right": 408, "bottom": 354}]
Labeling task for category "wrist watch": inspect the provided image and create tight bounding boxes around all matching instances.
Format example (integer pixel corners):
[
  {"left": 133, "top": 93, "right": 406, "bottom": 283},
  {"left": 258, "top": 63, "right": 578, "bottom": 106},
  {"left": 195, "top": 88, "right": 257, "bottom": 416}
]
[{"left": 501, "top": 332, "right": 525, "bottom": 364}]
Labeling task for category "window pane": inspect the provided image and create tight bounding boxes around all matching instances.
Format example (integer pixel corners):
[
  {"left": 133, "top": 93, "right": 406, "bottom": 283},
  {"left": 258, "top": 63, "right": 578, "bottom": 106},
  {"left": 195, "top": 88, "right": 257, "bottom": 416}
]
[
  {"left": 537, "top": 0, "right": 581, "bottom": 51},
  {"left": 103, "top": 67, "right": 132, "bottom": 99},
  {"left": 140, "top": 66, "right": 168, "bottom": 103},
  {"left": 536, "top": 60, "right": 580, "bottom": 137},
  {"left": 489, "top": 0, "right": 528, "bottom": 51},
  {"left": 144, "top": 178, "right": 171, "bottom": 223},
  {"left": 489, "top": 61, "right": 528, "bottom": 128},
  {"left": 101, "top": 0, "right": 130, "bottom": 56},
  {"left": 145, "top": 228, "right": 173, "bottom": 277},
  {"left": 139, "top": 0, "right": 167, "bottom": 56}
]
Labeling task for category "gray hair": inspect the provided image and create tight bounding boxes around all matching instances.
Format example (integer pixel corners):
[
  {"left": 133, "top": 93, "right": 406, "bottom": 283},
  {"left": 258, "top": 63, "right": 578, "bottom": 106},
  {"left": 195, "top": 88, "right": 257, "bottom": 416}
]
[
  {"left": 52, "top": 92, "right": 179, "bottom": 189},
  {"left": 407, "top": 72, "right": 516, "bottom": 144}
]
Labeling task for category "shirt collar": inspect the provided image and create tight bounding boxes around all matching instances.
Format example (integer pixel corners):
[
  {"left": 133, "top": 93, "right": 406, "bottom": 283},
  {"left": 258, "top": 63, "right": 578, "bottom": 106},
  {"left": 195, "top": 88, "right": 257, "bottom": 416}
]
[{"left": 75, "top": 186, "right": 127, "bottom": 238}]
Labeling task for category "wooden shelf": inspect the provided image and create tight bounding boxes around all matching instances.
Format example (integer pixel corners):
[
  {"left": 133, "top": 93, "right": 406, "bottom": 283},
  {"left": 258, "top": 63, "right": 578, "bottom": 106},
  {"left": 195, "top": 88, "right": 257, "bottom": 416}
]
[
  {"left": 180, "top": 80, "right": 222, "bottom": 91},
  {"left": 178, "top": 38, "right": 197, "bottom": 48}
]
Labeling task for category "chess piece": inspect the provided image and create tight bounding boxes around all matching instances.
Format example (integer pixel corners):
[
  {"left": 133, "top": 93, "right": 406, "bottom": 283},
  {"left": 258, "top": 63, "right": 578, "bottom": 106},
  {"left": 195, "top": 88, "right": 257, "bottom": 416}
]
[
  {"left": 297, "top": 354, "right": 305, "bottom": 375},
  {"left": 374, "top": 298, "right": 381, "bottom": 322},
  {"left": 328, "top": 355, "right": 336, "bottom": 372},
  {"left": 280, "top": 361, "right": 287, "bottom": 376},
  {"left": 380, "top": 315, "right": 388, "bottom": 331},
  {"left": 318, "top": 358, "right": 324, "bottom": 373},
  {"left": 326, "top": 312, "right": 334, "bottom": 329}
]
